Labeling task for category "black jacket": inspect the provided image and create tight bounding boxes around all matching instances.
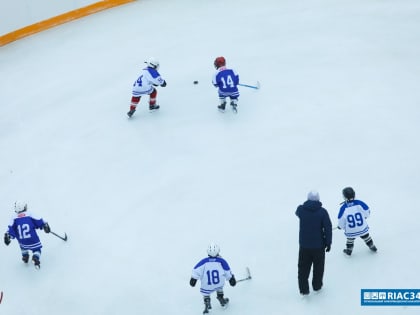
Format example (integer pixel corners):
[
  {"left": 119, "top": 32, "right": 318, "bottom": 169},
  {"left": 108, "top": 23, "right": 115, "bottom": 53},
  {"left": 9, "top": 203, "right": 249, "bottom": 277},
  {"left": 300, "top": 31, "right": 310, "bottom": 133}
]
[{"left": 296, "top": 200, "right": 332, "bottom": 249}]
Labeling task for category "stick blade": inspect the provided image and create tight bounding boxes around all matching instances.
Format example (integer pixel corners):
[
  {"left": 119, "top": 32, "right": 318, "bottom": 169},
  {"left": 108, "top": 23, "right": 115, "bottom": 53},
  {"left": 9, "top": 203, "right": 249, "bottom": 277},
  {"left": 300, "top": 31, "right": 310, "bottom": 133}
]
[
  {"left": 51, "top": 231, "right": 68, "bottom": 241},
  {"left": 236, "top": 267, "right": 252, "bottom": 282},
  {"left": 245, "top": 267, "right": 252, "bottom": 280},
  {"left": 255, "top": 81, "right": 261, "bottom": 90}
]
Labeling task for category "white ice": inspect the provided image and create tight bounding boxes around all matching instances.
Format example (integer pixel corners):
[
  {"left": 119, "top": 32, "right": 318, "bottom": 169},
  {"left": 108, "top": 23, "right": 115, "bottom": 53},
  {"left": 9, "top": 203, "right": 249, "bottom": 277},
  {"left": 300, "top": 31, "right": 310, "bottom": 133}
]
[{"left": 1, "top": 0, "right": 420, "bottom": 314}]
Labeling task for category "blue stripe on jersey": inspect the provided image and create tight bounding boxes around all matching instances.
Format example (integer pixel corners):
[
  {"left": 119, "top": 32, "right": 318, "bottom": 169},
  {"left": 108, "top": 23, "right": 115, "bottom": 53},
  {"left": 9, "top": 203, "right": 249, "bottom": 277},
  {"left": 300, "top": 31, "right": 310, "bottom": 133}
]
[
  {"left": 20, "top": 242, "right": 42, "bottom": 250},
  {"left": 200, "top": 286, "right": 223, "bottom": 295},
  {"left": 193, "top": 257, "right": 231, "bottom": 271},
  {"left": 345, "top": 226, "right": 369, "bottom": 237},
  {"left": 145, "top": 67, "right": 160, "bottom": 79},
  {"left": 338, "top": 199, "right": 369, "bottom": 218},
  {"left": 218, "top": 90, "right": 240, "bottom": 98},
  {"left": 133, "top": 87, "right": 154, "bottom": 96}
]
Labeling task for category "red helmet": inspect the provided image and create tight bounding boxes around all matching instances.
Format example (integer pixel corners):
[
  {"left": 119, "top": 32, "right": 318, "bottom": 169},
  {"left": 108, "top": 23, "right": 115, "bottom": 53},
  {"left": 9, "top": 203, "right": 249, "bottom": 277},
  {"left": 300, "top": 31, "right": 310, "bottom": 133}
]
[{"left": 214, "top": 56, "right": 226, "bottom": 69}]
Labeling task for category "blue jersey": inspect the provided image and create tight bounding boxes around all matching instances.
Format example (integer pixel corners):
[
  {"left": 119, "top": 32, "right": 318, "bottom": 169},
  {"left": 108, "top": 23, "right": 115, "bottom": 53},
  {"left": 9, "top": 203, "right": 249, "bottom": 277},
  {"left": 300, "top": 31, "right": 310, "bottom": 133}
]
[
  {"left": 7, "top": 211, "right": 46, "bottom": 251},
  {"left": 212, "top": 67, "right": 240, "bottom": 99},
  {"left": 192, "top": 256, "right": 234, "bottom": 295},
  {"left": 338, "top": 199, "right": 370, "bottom": 237}
]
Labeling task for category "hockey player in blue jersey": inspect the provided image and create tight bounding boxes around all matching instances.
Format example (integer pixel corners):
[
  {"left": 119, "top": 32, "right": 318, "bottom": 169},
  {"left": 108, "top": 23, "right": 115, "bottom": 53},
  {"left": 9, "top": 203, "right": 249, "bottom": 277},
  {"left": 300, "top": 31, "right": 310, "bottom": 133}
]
[
  {"left": 338, "top": 187, "right": 378, "bottom": 256},
  {"left": 190, "top": 243, "right": 236, "bottom": 314},
  {"left": 127, "top": 57, "right": 167, "bottom": 117},
  {"left": 212, "top": 56, "right": 240, "bottom": 113},
  {"left": 4, "top": 201, "right": 51, "bottom": 268}
]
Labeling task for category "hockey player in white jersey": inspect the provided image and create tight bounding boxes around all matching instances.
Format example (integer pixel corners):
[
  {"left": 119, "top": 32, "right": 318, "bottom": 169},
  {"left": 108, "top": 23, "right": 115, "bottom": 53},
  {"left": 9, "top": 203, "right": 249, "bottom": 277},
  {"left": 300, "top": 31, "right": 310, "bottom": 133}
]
[
  {"left": 127, "top": 57, "right": 167, "bottom": 117},
  {"left": 190, "top": 243, "right": 236, "bottom": 314},
  {"left": 337, "top": 187, "right": 378, "bottom": 256}
]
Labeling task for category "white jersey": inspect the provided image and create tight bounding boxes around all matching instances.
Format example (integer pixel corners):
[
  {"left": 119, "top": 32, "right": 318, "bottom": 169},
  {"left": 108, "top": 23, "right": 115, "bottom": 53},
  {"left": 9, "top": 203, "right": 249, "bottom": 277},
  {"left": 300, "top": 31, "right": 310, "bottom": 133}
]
[
  {"left": 192, "top": 256, "right": 233, "bottom": 295},
  {"left": 132, "top": 67, "right": 165, "bottom": 96},
  {"left": 338, "top": 199, "right": 370, "bottom": 237}
]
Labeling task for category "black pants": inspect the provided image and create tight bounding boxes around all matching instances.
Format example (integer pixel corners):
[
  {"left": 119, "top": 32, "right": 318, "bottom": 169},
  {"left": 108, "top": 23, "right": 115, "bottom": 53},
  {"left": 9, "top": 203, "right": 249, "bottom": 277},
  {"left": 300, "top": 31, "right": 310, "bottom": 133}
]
[{"left": 298, "top": 247, "right": 325, "bottom": 294}]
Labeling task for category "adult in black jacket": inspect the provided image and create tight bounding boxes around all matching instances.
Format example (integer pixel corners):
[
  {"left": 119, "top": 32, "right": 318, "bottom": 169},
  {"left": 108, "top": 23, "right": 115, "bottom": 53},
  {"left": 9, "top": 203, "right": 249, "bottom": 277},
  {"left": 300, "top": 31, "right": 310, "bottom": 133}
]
[{"left": 295, "top": 190, "right": 332, "bottom": 295}]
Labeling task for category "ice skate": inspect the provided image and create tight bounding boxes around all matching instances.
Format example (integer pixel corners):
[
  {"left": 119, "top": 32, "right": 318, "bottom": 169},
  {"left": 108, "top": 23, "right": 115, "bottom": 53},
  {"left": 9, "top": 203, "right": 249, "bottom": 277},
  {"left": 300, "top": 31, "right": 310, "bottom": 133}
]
[
  {"left": 149, "top": 104, "right": 160, "bottom": 111},
  {"left": 218, "top": 102, "right": 226, "bottom": 112},
  {"left": 343, "top": 248, "right": 352, "bottom": 256},
  {"left": 127, "top": 105, "right": 136, "bottom": 118},
  {"left": 217, "top": 292, "right": 229, "bottom": 307},
  {"left": 127, "top": 109, "right": 136, "bottom": 117},
  {"left": 32, "top": 255, "right": 41, "bottom": 269},
  {"left": 203, "top": 297, "right": 212, "bottom": 314},
  {"left": 22, "top": 254, "right": 29, "bottom": 264}
]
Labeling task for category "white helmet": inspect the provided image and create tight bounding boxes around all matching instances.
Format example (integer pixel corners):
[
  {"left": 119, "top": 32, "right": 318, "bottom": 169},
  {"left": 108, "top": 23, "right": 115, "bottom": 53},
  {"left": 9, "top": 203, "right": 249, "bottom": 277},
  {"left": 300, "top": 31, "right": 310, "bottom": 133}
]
[
  {"left": 14, "top": 201, "right": 27, "bottom": 213},
  {"left": 207, "top": 243, "right": 220, "bottom": 257},
  {"left": 145, "top": 57, "right": 160, "bottom": 70}
]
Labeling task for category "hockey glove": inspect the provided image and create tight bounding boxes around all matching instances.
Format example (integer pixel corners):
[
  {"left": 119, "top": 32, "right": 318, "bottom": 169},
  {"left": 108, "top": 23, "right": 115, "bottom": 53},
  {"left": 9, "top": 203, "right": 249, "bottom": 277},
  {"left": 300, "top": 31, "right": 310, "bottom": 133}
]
[
  {"left": 161, "top": 80, "right": 167, "bottom": 87},
  {"left": 325, "top": 245, "right": 331, "bottom": 252},
  {"left": 229, "top": 275, "right": 237, "bottom": 287},
  {"left": 43, "top": 223, "right": 51, "bottom": 233},
  {"left": 189, "top": 278, "right": 197, "bottom": 287},
  {"left": 4, "top": 233, "right": 11, "bottom": 246}
]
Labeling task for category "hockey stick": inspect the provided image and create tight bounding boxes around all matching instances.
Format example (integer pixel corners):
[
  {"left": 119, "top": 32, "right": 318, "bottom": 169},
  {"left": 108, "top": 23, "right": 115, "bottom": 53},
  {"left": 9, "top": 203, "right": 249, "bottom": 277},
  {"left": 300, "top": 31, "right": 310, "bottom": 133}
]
[
  {"left": 238, "top": 81, "right": 260, "bottom": 90},
  {"left": 236, "top": 267, "right": 252, "bottom": 283},
  {"left": 50, "top": 231, "right": 68, "bottom": 241}
]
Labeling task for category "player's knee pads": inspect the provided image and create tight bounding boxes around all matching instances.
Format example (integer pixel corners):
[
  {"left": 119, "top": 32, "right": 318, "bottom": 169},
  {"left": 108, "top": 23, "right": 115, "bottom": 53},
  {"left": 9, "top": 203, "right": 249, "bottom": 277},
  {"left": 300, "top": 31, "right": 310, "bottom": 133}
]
[
  {"left": 131, "top": 96, "right": 141, "bottom": 105},
  {"left": 361, "top": 233, "right": 370, "bottom": 240},
  {"left": 149, "top": 89, "right": 157, "bottom": 98}
]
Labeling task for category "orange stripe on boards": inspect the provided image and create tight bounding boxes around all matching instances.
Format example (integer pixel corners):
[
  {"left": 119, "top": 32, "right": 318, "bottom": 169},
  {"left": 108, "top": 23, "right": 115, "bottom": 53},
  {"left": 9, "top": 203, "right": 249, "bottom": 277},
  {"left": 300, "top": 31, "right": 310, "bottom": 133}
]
[{"left": 0, "top": 0, "right": 135, "bottom": 47}]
